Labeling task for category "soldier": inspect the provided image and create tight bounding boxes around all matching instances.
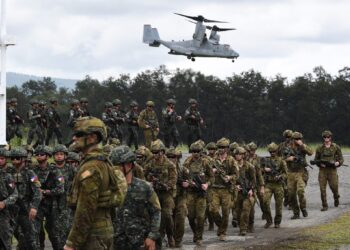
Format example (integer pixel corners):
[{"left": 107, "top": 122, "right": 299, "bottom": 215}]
[
  {"left": 247, "top": 142, "right": 265, "bottom": 232},
  {"left": 66, "top": 151, "right": 80, "bottom": 170},
  {"left": 313, "top": 130, "right": 344, "bottom": 211},
  {"left": 126, "top": 101, "right": 140, "bottom": 149},
  {"left": 144, "top": 140, "right": 177, "bottom": 247},
  {"left": 166, "top": 147, "right": 188, "bottom": 247},
  {"left": 184, "top": 98, "right": 204, "bottom": 148},
  {"left": 205, "top": 142, "right": 217, "bottom": 231},
  {"left": 183, "top": 142, "right": 214, "bottom": 246},
  {"left": 284, "top": 132, "right": 313, "bottom": 219},
  {"left": 64, "top": 117, "right": 127, "bottom": 250},
  {"left": 110, "top": 146, "right": 161, "bottom": 250},
  {"left": 162, "top": 99, "right": 182, "bottom": 148},
  {"left": 234, "top": 147, "right": 256, "bottom": 236},
  {"left": 33, "top": 145, "right": 65, "bottom": 250},
  {"left": 102, "top": 102, "right": 117, "bottom": 142},
  {"left": 112, "top": 99, "right": 125, "bottom": 143},
  {"left": 229, "top": 142, "right": 239, "bottom": 157},
  {"left": 262, "top": 143, "right": 288, "bottom": 228},
  {"left": 7, "top": 98, "right": 24, "bottom": 143},
  {"left": 79, "top": 97, "right": 90, "bottom": 117},
  {"left": 210, "top": 138, "right": 238, "bottom": 241},
  {"left": 8, "top": 147, "right": 41, "bottom": 250},
  {"left": 46, "top": 97, "right": 63, "bottom": 145},
  {"left": 67, "top": 99, "right": 83, "bottom": 129},
  {"left": 38, "top": 101, "right": 49, "bottom": 144},
  {"left": 52, "top": 145, "right": 76, "bottom": 247},
  {"left": 277, "top": 129, "right": 293, "bottom": 207},
  {"left": 0, "top": 148, "right": 18, "bottom": 250},
  {"left": 27, "top": 99, "right": 45, "bottom": 147},
  {"left": 138, "top": 101, "right": 159, "bottom": 149},
  {"left": 135, "top": 145, "right": 153, "bottom": 168}
]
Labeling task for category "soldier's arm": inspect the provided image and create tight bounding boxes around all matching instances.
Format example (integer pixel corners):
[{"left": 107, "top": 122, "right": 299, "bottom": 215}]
[
  {"left": 3, "top": 174, "right": 18, "bottom": 207},
  {"left": 205, "top": 159, "right": 214, "bottom": 186},
  {"left": 66, "top": 169, "right": 101, "bottom": 248},
  {"left": 228, "top": 159, "right": 238, "bottom": 182},
  {"left": 249, "top": 164, "right": 257, "bottom": 190},
  {"left": 146, "top": 186, "right": 161, "bottom": 241},
  {"left": 48, "top": 169, "right": 65, "bottom": 196},
  {"left": 335, "top": 145, "right": 344, "bottom": 165},
  {"left": 302, "top": 144, "right": 313, "bottom": 156},
  {"left": 137, "top": 110, "right": 148, "bottom": 129},
  {"left": 255, "top": 165, "right": 265, "bottom": 187},
  {"left": 280, "top": 160, "right": 288, "bottom": 180},
  {"left": 165, "top": 162, "right": 177, "bottom": 189},
  {"left": 28, "top": 171, "right": 42, "bottom": 210},
  {"left": 314, "top": 146, "right": 322, "bottom": 161},
  {"left": 67, "top": 110, "right": 75, "bottom": 127}
]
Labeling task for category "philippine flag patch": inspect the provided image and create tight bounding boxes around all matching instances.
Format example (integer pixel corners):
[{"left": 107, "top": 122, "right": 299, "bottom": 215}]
[
  {"left": 58, "top": 176, "right": 65, "bottom": 183},
  {"left": 31, "top": 176, "right": 39, "bottom": 183}
]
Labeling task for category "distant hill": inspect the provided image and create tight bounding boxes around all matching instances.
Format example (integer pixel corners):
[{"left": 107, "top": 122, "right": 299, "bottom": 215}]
[{"left": 7, "top": 72, "right": 77, "bottom": 89}]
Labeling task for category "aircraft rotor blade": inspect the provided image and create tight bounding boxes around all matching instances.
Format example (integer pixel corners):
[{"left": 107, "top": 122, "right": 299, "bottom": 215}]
[{"left": 174, "top": 13, "right": 227, "bottom": 23}]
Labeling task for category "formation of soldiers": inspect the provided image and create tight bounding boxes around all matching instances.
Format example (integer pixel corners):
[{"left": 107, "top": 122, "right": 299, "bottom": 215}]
[{"left": 1, "top": 97, "right": 346, "bottom": 249}]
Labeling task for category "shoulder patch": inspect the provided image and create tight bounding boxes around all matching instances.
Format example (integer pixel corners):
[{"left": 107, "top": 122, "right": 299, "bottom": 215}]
[{"left": 81, "top": 170, "right": 92, "bottom": 179}]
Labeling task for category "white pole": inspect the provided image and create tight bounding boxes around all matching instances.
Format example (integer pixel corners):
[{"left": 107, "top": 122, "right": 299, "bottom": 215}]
[{"left": 0, "top": 0, "right": 7, "bottom": 145}]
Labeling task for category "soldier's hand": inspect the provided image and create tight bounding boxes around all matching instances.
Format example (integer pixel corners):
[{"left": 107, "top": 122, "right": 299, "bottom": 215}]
[
  {"left": 63, "top": 245, "right": 75, "bottom": 250},
  {"left": 248, "top": 189, "right": 253, "bottom": 197},
  {"left": 264, "top": 167, "right": 271, "bottom": 172},
  {"left": 236, "top": 185, "right": 242, "bottom": 191},
  {"left": 200, "top": 119, "right": 204, "bottom": 125},
  {"left": 182, "top": 181, "right": 189, "bottom": 188},
  {"left": 177, "top": 115, "right": 182, "bottom": 121},
  {"left": 212, "top": 168, "right": 217, "bottom": 174},
  {"left": 335, "top": 161, "right": 340, "bottom": 167},
  {"left": 295, "top": 139, "right": 303, "bottom": 146},
  {"left": 224, "top": 175, "right": 231, "bottom": 183},
  {"left": 201, "top": 183, "right": 208, "bottom": 191},
  {"left": 286, "top": 156, "right": 295, "bottom": 162},
  {"left": 144, "top": 238, "right": 156, "bottom": 250},
  {"left": 320, "top": 163, "right": 326, "bottom": 168},
  {"left": 260, "top": 186, "right": 265, "bottom": 195},
  {"left": 156, "top": 128, "right": 159, "bottom": 132},
  {"left": 145, "top": 125, "right": 150, "bottom": 129},
  {"left": 0, "top": 201, "right": 5, "bottom": 210},
  {"left": 29, "top": 208, "right": 37, "bottom": 221}
]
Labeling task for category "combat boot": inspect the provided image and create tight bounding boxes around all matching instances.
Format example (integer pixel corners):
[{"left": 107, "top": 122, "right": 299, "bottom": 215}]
[
  {"left": 301, "top": 209, "right": 308, "bottom": 217},
  {"left": 321, "top": 207, "right": 328, "bottom": 212},
  {"left": 196, "top": 240, "right": 203, "bottom": 246},
  {"left": 264, "top": 221, "right": 272, "bottom": 228},
  {"left": 232, "top": 219, "right": 238, "bottom": 228},
  {"left": 208, "top": 223, "right": 214, "bottom": 231},
  {"left": 334, "top": 198, "right": 339, "bottom": 207},
  {"left": 167, "top": 237, "right": 175, "bottom": 248},
  {"left": 219, "top": 234, "right": 226, "bottom": 241},
  {"left": 291, "top": 214, "right": 300, "bottom": 220},
  {"left": 248, "top": 224, "right": 254, "bottom": 233},
  {"left": 274, "top": 224, "right": 280, "bottom": 228},
  {"left": 239, "top": 230, "right": 247, "bottom": 236}
]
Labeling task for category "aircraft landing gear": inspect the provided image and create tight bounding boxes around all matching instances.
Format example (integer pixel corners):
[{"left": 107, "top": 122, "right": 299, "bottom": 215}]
[
  {"left": 191, "top": 58, "right": 195, "bottom": 62},
  {"left": 187, "top": 55, "right": 191, "bottom": 59},
  {"left": 232, "top": 59, "right": 235, "bottom": 62}
]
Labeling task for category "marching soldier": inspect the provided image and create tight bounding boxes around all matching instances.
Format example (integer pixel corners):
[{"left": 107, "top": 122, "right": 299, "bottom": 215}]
[
  {"left": 126, "top": 101, "right": 140, "bottom": 149},
  {"left": 27, "top": 99, "right": 45, "bottom": 147},
  {"left": 79, "top": 97, "right": 90, "bottom": 117},
  {"left": 7, "top": 98, "right": 24, "bottom": 143},
  {"left": 67, "top": 99, "right": 83, "bottom": 129},
  {"left": 162, "top": 99, "right": 182, "bottom": 148},
  {"left": 313, "top": 130, "right": 344, "bottom": 211},
  {"left": 144, "top": 140, "right": 177, "bottom": 247},
  {"left": 210, "top": 138, "right": 238, "bottom": 241},
  {"left": 138, "top": 101, "right": 159, "bottom": 149},
  {"left": 102, "top": 102, "right": 117, "bottom": 142},
  {"left": 38, "top": 101, "right": 49, "bottom": 144},
  {"left": 205, "top": 142, "right": 217, "bottom": 231},
  {"left": 184, "top": 98, "right": 204, "bottom": 148},
  {"left": 8, "top": 147, "right": 41, "bottom": 250},
  {"left": 46, "top": 97, "right": 63, "bottom": 145},
  {"left": 64, "top": 117, "right": 127, "bottom": 250},
  {"left": 284, "top": 132, "right": 313, "bottom": 219},
  {"left": 183, "top": 141, "right": 213, "bottom": 246},
  {"left": 111, "top": 145, "right": 161, "bottom": 250},
  {"left": 135, "top": 145, "right": 153, "bottom": 168},
  {"left": 234, "top": 147, "right": 256, "bottom": 236},
  {"left": 262, "top": 143, "right": 287, "bottom": 228},
  {"left": 112, "top": 99, "right": 125, "bottom": 143}
]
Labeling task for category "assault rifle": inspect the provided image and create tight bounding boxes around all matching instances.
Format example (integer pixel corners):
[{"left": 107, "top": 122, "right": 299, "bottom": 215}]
[
  {"left": 148, "top": 169, "right": 169, "bottom": 192},
  {"left": 213, "top": 160, "right": 234, "bottom": 187},
  {"left": 284, "top": 147, "right": 313, "bottom": 169},
  {"left": 310, "top": 160, "right": 349, "bottom": 168},
  {"left": 262, "top": 157, "right": 286, "bottom": 185},
  {"left": 237, "top": 175, "right": 253, "bottom": 198},
  {"left": 189, "top": 172, "right": 207, "bottom": 197}
]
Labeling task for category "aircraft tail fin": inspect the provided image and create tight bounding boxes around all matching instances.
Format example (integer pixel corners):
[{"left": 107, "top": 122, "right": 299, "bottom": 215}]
[{"left": 143, "top": 25, "right": 161, "bottom": 47}]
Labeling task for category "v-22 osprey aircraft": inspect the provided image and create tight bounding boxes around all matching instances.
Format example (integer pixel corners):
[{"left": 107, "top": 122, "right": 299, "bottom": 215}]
[{"left": 143, "top": 13, "right": 239, "bottom": 62}]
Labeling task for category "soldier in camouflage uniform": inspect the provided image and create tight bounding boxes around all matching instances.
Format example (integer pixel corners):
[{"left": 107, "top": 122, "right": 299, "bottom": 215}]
[
  {"left": 166, "top": 147, "right": 188, "bottom": 247},
  {"left": 38, "top": 101, "right": 49, "bottom": 145},
  {"left": 183, "top": 142, "right": 214, "bottom": 246},
  {"left": 246, "top": 142, "right": 265, "bottom": 232},
  {"left": 210, "top": 138, "right": 238, "bottom": 241},
  {"left": 205, "top": 142, "right": 217, "bottom": 231},
  {"left": 277, "top": 129, "right": 293, "bottom": 207},
  {"left": 126, "top": 101, "right": 140, "bottom": 149},
  {"left": 46, "top": 98, "right": 63, "bottom": 145},
  {"left": 262, "top": 143, "right": 288, "bottom": 228},
  {"left": 112, "top": 99, "right": 126, "bottom": 143},
  {"left": 8, "top": 147, "right": 41, "bottom": 250},
  {"left": 102, "top": 102, "right": 118, "bottom": 142},
  {"left": 135, "top": 145, "right": 153, "bottom": 169},
  {"left": 144, "top": 140, "right": 177, "bottom": 247},
  {"left": 184, "top": 99, "right": 204, "bottom": 148},
  {"left": 110, "top": 145, "right": 161, "bottom": 250},
  {"left": 27, "top": 99, "right": 43, "bottom": 146},
  {"left": 7, "top": 98, "right": 23, "bottom": 143},
  {"left": 67, "top": 99, "right": 84, "bottom": 129},
  {"left": 0, "top": 148, "right": 18, "bottom": 250},
  {"left": 66, "top": 151, "right": 80, "bottom": 170},
  {"left": 52, "top": 145, "right": 76, "bottom": 247},
  {"left": 79, "top": 97, "right": 90, "bottom": 117},
  {"left": 162, "top": 99, "right": 182, "bottom": 148},
  {"left": 284, "top": 132, "right": 313, "bottom": 219},
  {"left": 33, "top": 145, "right": 65, "bottom": 250},
  {"left": 64, "top": 117, "right": 127, "bottom": 250},
  {"left": 234, "top": 147, "right": 256, "bottom": 236},
  {"left": 313, "top": 130, "right": 344, "bottom": 211},
  {"left": 138, "top": 101, "right": 159, "bottom": 149}
]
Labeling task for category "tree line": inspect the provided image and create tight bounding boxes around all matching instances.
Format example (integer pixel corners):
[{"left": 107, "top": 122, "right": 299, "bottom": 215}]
[{"left": 7, "top": 65, "right": 350, "bottom": 146}]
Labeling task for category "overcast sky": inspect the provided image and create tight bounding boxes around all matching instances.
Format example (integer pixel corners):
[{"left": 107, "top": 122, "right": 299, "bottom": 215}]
[{"left": 5, "top": 0, "right": 350, "bottom": 81}]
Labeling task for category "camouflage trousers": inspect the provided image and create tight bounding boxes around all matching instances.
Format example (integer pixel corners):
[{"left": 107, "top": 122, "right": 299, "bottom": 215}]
[
  {"left": 263, "top": 182, "right": 284, "bottom": 225},
  {"left": 235, "top": 192, "right": 255, "bottom": 233},
  {"left": 27, "top": 126, "right": 45, "bottom": 146},
  {"left": 13, "top": 211, "right": 39, "bottom": 250},
  {"left": 319, "top": 167, "right": 339, "bottom": 208},
  {"left": 173, "top": 192, "right": 187, "bottom": 245},
  {"left": 186, "top": 126, "right": 201, "bottom": 148},
  {"left": 187, "top": 192, "right": 206, "bottom": 242},
  {"left": 157, "top": 192, "right": 175, "bottom": 241},
  {"left": 208, "top": 188, "right": 233, "bottom": 236},
  {"left": 127, "top": 126, "right": 139, "bottom": 149},
  {"left": 163, "top": 126, "right": 179, "bottom": 148},
  {"left": 45, "top": 126, "right": 63, "bottom": 145},
  {"left": 6, "top": 124, "right": 22, "bottom": 142},
  {"left": 0, "top": 210, "right": 13, "bottom": 250},
  {"left": 248, "top": 189, "right": 264, "bottom": 230},
  {"left": 143, "top": 129, "right": 158, "bottom": 149},
  {"left": 287, "top": 172, "right": 306, "bottom": 215}
]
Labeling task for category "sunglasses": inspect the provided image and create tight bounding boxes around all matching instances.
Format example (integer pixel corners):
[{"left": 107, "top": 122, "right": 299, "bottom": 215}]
[
  {"left": 167, "top": 155, "right": 176, "bottom": 159},
  {"left": 74, "top": 131, "right": 88, "bottom": 138},
  {"left": 190, "top": 150, "right": 201, "bottom": 153},
  {"left": 35, "top": 153, "right": 47, "bottom": 157},
  {"left": 218, "top": 146, "right": 228, "bottom": 149},
  {"left": 151, "top": 151, "right": 160, "bottom": 155},
  {"left": 323, "top": 136, "right": 331, "bottom": 139},
  {"left": 11, "top": 157, "right": 22, "bottom": 161}
]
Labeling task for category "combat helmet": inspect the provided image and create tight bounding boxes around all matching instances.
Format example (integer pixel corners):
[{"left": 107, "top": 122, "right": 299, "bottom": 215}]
[
  {"left": 216, "top": 137, "right": 230, "bottom": 148},
  {"left": 190, "top": 141, "right": 203, "bottom": 153},
  {"left": 166, "top": 147, "right": 176, "bottom": 158},
  {"left": 267, "top": 142, "right": 279, "bottom": 152},
  {"left": 34, "top": 145, "right": 52, "bottom": 156},
  {"left": 292, "top": 131, "right": 303, "bottom": 140},
  {"left": 166, "top": 98, "right": 176, "bottom": 105},
  {"left": 206, "top": 142, "right": 217, "bottom": 150},
  {"left": 73, "top": 116, "right": 107, "bottom": 142},
  {"left": 247, "top": 142, "right": 258, "bottom": 151},
  {"left": 188, "top": 98, "right": 197, "bottom": 104},
  {"left": 110, "top": 145, "right": 136, "bottom": 165},
  {"left": 283, "top": 129, "right": 293, "bottom": 138},
  {"left": 10, "top": 147, "right": 27, "bottom": 158},
  {"left": 105, "top": 102, "right": 113, "bottom": 108},
  {"left": 112, "top": 99, "right": 122, "bottom": 105},
  {"left": 229, "top": 142, "right": 239, "bottom": 151},
  {"left": 67, "top": 152, "right": 80, "bottom": 162},
  {"left": 195, "top": 140, "right": 205, "bottom": 149},
  {"left": 49, "top": 97, "right": 58, "bottom": 104},
  {"left": 110, "top": 138, "right": 121, "bottom": 147},
  {"left": 130, "top": 101, "right": 138, "bottom": 107},
  {"left": 233, "top": 146, "right": 246, "bottom": 155},
  {"left": 175, "top": 148, "right": 182, "bottom": 159},
  {"left": 146, "top": 100, "right": 155, "bottom": 107},
  {"left": 71, "top": 99, "right": 79, "bottom": 105},
  {"left": 150, "top": 139, "right": 166, "bottom": 152},
  {"left": 135, "top": 145, "right": 152, "bottom": 158},
  {"left": 0, "top": 148, "right": 8, "bottom": 157},
  {"left": 52, "top": 144, "right": 69, "bottom": 155},
  {"left": 30, "top": 99, "right": 39, "bottom": 105},
  {"left": 322, "top": 130, "right": 333, "bottom": 137},
  {"left": 10, "top": 98, "right": 17, "bottom": 103},
  {"left": 80, "top": 97, "right": 88, "bottom": 103}
]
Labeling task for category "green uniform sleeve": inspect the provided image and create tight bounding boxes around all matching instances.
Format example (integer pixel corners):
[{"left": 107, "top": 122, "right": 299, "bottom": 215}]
[
  {"left": 302, "top": 144, "right": 313, "bottom": 156},
  {"left": 146, "top": 188, "right": 161, "bottom": 240},
  {"left": 28, "top": 170, "right": 41, "bottom": 210},
  {"left": 314, "top": 146, "right": 322, "bottom": 161},
  {"left": 137, "top": 110, "right": 147, "bottom": 129},
  {"left": 166, "top": 161, "right": 177, "bottom": 189},
  {"left": 3, "top": 174, "right": 18, "bottom": 207},
  {"left": 335, "top": 145, "right": 344, "bottom": 165},
  {"left": 205, "top": 159, "right": 214, "bottom": 186},
  {"left": 49, "top": 168, "right": 65, "bottom": 196},
  {"left": 280, "top": 160, "right": 288, "bottom": 181}
]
